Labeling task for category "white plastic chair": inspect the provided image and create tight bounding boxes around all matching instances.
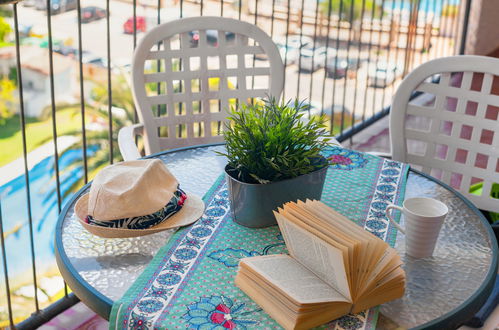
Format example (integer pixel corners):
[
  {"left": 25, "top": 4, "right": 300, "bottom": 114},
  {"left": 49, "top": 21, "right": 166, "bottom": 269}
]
[
  {"left": 118, "top": 16, "right": 284, "bottom": 161},
  {"left": 390, "top": 55, "right": 499, "bottom": 213}
]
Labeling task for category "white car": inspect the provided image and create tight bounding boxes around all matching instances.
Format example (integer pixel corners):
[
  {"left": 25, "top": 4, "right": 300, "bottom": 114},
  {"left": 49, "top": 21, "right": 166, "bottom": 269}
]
[
  {"left": 367, "top": 62, "right": 402, "bottom": 87},
  {"left": 275, "top": 35, "right": 314, "bottom": 64},
  {"left": 286, "top": 35, "right": 314, "bottom": 50},
  {"left": 296, "top": 47, "right": 336, "bottom": 72}
]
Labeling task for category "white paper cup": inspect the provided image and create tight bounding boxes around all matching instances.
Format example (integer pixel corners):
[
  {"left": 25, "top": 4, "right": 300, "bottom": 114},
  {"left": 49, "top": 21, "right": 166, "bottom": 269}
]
[{"left": 386, "top": 197, "right": 448, "bottom": 258}]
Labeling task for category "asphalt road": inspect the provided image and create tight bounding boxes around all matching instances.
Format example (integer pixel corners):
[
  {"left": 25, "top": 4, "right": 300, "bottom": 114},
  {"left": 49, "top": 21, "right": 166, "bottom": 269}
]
[{"left": 13, "top": 0, "right": 453, "bottom": 121}]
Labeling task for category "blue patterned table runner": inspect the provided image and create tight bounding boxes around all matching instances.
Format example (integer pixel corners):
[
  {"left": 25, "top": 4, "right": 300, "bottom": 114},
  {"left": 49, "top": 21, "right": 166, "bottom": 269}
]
[{"left": 109, "top": 147, "right": 410, "bottom": 329}]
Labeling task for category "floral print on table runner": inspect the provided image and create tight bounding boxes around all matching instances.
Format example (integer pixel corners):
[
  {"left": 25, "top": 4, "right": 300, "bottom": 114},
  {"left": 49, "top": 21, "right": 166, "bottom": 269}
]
[
  {"left": 328, "top": 148, "right": 368, "bottom": 171},
  {"left": 183, "top": 295, "right": 260, "bottom": 329}
]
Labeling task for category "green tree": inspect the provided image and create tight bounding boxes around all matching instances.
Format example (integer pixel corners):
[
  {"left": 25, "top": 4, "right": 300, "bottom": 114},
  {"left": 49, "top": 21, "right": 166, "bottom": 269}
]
[
  {"left": 0, "top": 77, "right": 16, "bottom": 124},
  {"left": 42, "top": 74, "right": 136, "bottom": 198},
  {"left": 320, "top": 0, "right": 379, "bottom": 23},
  {"left": 0, "top": 16, "right": 12, "bottom": 44}
]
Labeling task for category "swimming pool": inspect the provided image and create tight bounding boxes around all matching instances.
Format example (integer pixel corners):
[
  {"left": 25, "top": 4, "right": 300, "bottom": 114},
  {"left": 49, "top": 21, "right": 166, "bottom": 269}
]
[{"left": 0, "top": 147, "right": 94, "bottom": 284}]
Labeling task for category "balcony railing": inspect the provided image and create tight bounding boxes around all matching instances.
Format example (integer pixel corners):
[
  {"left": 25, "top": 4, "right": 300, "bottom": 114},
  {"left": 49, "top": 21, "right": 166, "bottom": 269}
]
[{"left": 0, "top": 0, "right": 470, "bottom": 327}]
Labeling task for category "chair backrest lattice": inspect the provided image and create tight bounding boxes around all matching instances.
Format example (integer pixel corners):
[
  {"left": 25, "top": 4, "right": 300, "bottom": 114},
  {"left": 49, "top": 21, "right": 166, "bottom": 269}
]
[
  {"left": 132, "top": 16, "right": 284, "bottom": 154},
  {"left": 391, "top": 56, "right": 499, "bottom": 213}
]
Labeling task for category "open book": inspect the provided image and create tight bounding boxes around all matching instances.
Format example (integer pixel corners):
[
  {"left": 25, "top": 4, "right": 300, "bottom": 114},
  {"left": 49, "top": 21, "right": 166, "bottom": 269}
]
[{"left": 235, "top": 200, "right": 405, "bottom": 330}]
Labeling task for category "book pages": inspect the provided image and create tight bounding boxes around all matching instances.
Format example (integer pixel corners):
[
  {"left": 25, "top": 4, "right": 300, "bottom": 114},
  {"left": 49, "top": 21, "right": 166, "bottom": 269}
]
[
  {"left": 276, "top": 213, "right": 352, "bottom": 301},
  {"left": 241, "top": 255, "right": 350, "bottom": 304}
]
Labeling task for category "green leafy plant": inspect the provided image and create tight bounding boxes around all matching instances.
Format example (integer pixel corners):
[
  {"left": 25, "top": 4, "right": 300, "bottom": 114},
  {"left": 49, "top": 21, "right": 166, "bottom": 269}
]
[{"left": 220, "top": 98, "right": 331, "bottom": 184}]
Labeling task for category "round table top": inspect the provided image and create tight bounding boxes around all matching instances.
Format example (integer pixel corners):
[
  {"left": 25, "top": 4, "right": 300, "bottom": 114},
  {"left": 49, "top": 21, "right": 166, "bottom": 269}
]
[{"left": 56, "top": 144, "right": 498, "bottom": 329}]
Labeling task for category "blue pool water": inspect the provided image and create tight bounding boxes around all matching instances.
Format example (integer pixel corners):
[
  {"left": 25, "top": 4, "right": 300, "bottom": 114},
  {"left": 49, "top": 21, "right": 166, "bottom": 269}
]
[
  {"left": 0, "top": 148, "right": 94, "bottom": 281},
  {"left": 384, "top": 0, "right": 460, "bottom": 15}
]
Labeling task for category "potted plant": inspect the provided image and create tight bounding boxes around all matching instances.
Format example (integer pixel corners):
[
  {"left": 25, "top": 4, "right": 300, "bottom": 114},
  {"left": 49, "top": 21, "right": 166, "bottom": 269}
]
[{"left": 220, "top": 97, "right": 331, "bottom": 228}]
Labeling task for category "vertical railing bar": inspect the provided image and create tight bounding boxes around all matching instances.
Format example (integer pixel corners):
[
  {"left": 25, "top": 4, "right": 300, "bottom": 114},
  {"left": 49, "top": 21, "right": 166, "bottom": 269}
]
[
  {"left": 0, "top": 195, "right": 14, "bottom": 328},
  {"left": 238, "top": 0, "right": 241, "bottom": 20},
  {"left": 329, "top": 0, "right": 344, "bottom": 134},
  {"left": 282, "top": 0, "right": 291, "bottom": 101},
  {"left": 420, "top": 0, "right": 431, "bottom": 63},
  {"left": 295, "top": 0, "right": 306, "bottom": 100},
  {"left": 422, "top": 0, "right": 434, "bottom": 63},
  {"left": 133, "top": 0, "right": 137, "bottom": 49},
  {"left": 13, "top": 1, "right": 40, "bottom": 314},
  {"left": 131, "top": 0, "right": 139, "bottom": 134},
  {"left": 419, "top": 0, "right": 426, "bottom": 63},
  {"left": 200, "top": 0, "right": 204, "bottom": 15},
  {"left": 369, "top": 0, "right": 386, "bottom": 124},
  {"left": 178, "top": 0, "right": 183, "bottom": 138},
  {"left": 360, "top": 0, "right": 378, "bottom": 123},
  {"left": 76, "top": 0, "right": 88, "bottom": 184},
  {"left": 349, "top": 0, "right": 367, "bottom": 142},
  {"left": 270, "top": 0, "right": 276, "bottom": 38},
  {"left": 407, "top": 0, "right": 421, "bottom": 74},
  {"left": 438, "top": 0, "right": 449, "bottom": 57},
  {"left": 378, "top": 0, "right": 398, "bottom": 122},
  {"left": 307, "top": 0, "right": 321, "bottom": 107},
  {"left": 251, "top": 0, "right": 259, "bottom": 90},
  {"left": 413, "top": 0, "right": 427, "bottom": 66},
  {"left": 177, "top": 0, "right": 184, "bottom": 138},
  {"left": 46, "top": 0, "right": 62, "bottom": 311},
  {"left": 156, "top": 0, "right": 162, "bottom": 131},
  {"left": 46, "top": 0, "right": 61, "bottom": 212},
  {"left": 320, "top": 0, "right": 333, "bottom": 118},
  {"left": 213, "top": 0, "right": 223, "bottom": 134},
  {"left": 220, "top": 0, "right": 224, "bottom": 16},
  {"left": 450, "top": 0, "right": 461, "bottom": 56},
  {"left": 434, "top": 0, "right": 445, "bottom": 58},
  {"left": 106, "top": 0, "right": 114, "bottom": 164},
  {"left": 339, "top": 0, "right": 355, "bottom": 135},
  {"left": 392, "top": 0, "right": 405, "bottom": 101},
  {"left": 446, "top": 0, "right": 458, "bottom": 56},
  {"left": 459, "top": 0, "right": 472, "bottom": 54}
]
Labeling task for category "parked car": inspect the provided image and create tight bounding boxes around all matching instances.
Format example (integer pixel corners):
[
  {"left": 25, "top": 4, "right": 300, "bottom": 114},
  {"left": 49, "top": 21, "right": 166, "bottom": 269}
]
[
  {"left": 123, "top": 16, "right": 147, "bottom": 34},
  {"left": 326, "top": 57, "right": 363, "bottom": 79},
  {"left": 188, "top": 30, "right": 236, "bottom": 47},
  {"left": 296, "top": 47, "right": 335, "bottom": 72},
  {"left": 53, "top": 45, "right": 78, "bottom": 58},
  {"left": 81, "top": 6, "right": 107, "bottom": 23},
  {"left": 82, "top": 52, "right": 107, "bottom": 67},
  {"left": 367, "top": 62, "right": 402, "bottom": 87},
  {"left": 285, "top": 35, "right": 314, "bottom": 51},
  {"left": 277, "top": 35, "right": 314, "bottom": 64},
  {"left": 35, "top": 0, "right": 77, "bottom": 14}
]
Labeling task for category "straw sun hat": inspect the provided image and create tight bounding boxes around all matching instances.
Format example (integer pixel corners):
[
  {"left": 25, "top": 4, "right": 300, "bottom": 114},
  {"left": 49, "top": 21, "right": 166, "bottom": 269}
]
[{"left": 74, "top": 159, "right": 205, "bottom": 238}]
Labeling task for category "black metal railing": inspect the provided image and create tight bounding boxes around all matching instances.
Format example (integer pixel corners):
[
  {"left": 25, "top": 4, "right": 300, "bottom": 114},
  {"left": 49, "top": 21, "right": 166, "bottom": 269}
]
[{"left": 0, "top": 0, "right": 469, "bottom": 327}]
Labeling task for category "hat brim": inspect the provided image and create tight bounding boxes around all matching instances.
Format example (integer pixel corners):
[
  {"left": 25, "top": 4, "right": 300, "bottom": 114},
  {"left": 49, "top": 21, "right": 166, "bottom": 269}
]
[{"left": 75, "top": 192, "right": 205, "bottom": 238}]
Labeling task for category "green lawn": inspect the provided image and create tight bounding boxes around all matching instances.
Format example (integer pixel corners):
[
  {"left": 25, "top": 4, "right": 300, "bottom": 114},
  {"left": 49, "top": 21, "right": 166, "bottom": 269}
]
[{"left": 0, "top": 108, "right": 86, "bottom": 167}]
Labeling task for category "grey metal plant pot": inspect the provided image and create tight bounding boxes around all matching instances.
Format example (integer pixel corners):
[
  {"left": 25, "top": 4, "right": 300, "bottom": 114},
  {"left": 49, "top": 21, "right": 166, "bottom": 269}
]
[{"left": 225, "top": 164, "right": 328, "bottom": 228}]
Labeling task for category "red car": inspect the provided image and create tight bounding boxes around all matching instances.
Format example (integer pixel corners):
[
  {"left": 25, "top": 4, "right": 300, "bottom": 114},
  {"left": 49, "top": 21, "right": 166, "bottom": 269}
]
[{"left": 123, "top": 16, "right": 147, "bottom": 34}]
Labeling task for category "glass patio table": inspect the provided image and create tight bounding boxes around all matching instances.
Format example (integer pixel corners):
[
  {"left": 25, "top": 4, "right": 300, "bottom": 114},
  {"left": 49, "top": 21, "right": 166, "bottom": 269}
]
[{"left": 55, "top": 143, "right": 498, "bottom": 329}]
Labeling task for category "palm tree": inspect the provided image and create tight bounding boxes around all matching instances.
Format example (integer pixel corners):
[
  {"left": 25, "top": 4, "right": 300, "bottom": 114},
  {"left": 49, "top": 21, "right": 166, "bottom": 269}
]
[{"left": 42, "top": 73, "right": 136, "bottom": 201}]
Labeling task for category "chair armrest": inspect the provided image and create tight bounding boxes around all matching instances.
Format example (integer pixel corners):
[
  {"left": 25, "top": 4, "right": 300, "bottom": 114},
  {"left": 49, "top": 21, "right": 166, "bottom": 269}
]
[
  {"left": 328, "top": 137, "right": 341, "bottom": 147},
  {"left": 118, "top": 123, "right": 144, "bottom": 161},
  {"left": 367, "top": 151, "right": 392, "bottom": 159}
]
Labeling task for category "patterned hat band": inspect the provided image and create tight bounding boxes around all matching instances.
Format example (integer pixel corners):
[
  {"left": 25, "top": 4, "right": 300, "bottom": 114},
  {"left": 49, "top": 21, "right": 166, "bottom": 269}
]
[{"left": 85, "top": 185, "right": 188, "bottom": 230}]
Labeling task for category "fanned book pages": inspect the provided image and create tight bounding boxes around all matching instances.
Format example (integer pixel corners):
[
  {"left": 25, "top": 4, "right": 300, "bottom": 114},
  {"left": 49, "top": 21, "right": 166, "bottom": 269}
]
[{"left": 234, "top": 200, "right": 406, "bottom": 330}]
